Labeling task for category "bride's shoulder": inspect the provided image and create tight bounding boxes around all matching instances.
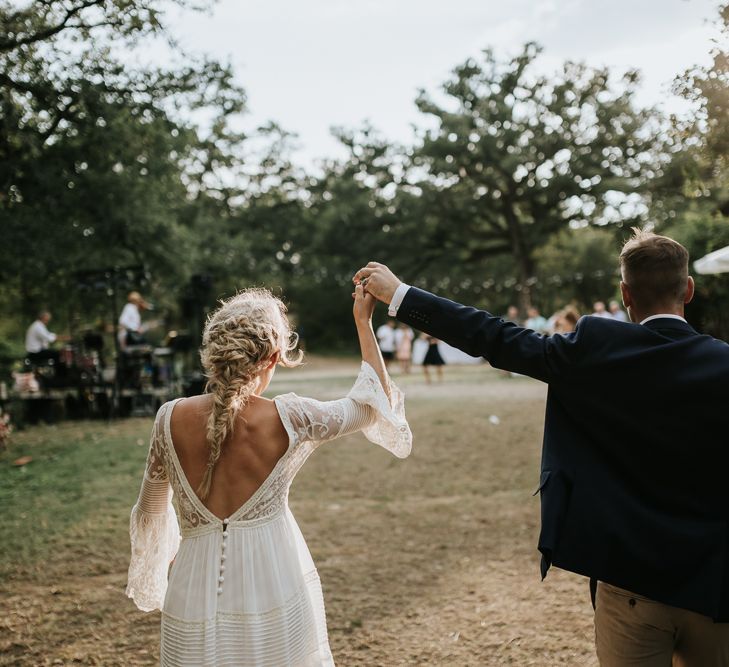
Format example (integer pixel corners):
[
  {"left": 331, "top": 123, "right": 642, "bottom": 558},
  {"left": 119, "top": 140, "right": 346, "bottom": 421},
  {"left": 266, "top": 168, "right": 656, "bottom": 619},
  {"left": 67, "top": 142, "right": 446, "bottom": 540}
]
[
  {"left": 167, "top": 394, "right": 210, "bottom": 413},
  {"left": 162, "top": 395, "right": 210, "bottom": 428}
]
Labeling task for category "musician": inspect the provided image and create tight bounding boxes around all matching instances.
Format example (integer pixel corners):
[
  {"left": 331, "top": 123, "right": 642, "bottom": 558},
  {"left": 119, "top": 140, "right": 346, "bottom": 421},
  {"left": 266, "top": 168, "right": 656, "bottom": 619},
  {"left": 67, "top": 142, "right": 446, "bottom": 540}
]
[
  {"left": 118, "top": 291, "right": 152, "bottom": 351},
  {"left": 25, "top": 311, "right": 59, "bottom": 354}
]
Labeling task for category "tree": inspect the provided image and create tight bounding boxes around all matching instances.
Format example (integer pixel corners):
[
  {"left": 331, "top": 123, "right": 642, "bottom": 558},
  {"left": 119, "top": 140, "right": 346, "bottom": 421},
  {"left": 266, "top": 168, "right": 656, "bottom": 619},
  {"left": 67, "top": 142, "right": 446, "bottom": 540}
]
[
  {"left": 655, "top": 3, "right": 729, "bottom": 338},
  {"left": 533, "top": 226, "right": 621, "bottom": 315},
  {"left": 409, "top": 43, "right": 667, "bottom": 309},
  {"left": 0, "top": 0, "right": 251, "bottom": 329},
  {"left": 281, "top": 127, "right": 407, "bottom": 347}
]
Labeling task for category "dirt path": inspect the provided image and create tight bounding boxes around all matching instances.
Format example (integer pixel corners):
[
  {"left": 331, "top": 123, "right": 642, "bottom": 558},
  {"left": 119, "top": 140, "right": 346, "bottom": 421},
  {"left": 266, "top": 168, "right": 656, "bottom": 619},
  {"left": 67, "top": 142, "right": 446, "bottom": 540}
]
[{"left": 0, "top": 364, "right": 598, "bottom": 665}]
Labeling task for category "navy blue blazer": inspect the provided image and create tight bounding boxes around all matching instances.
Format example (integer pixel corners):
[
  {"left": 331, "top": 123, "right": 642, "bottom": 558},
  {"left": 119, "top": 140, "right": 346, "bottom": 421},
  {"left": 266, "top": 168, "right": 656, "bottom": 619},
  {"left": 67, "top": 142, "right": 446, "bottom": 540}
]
[{"left": 397, "top": 286, "right": 729, "bottom": 621}]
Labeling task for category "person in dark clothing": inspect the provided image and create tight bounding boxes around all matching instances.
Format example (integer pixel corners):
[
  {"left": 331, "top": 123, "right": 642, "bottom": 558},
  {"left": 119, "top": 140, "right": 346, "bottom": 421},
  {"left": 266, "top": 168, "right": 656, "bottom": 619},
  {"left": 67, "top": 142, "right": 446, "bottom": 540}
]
[{"left": 354, "top": 229, "right": 729, "bottom": 666}]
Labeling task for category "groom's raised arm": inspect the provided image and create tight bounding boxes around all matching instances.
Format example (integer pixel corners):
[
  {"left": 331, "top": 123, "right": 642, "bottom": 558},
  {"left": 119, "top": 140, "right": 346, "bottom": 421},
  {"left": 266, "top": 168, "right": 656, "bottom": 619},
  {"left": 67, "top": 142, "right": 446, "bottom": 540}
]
[
  {"left": 400, "top": 287, "right": 583, "bottom": 382},
  {"left": 354, "top": 263, "right": 582, "bottom": 384}
]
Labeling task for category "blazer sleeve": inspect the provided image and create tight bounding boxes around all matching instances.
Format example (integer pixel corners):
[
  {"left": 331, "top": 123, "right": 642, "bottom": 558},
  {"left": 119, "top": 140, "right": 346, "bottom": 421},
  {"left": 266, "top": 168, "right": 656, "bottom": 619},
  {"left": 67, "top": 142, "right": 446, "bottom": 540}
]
[{"left": 397, "top": 287, "right": 583, "bottom": 383}]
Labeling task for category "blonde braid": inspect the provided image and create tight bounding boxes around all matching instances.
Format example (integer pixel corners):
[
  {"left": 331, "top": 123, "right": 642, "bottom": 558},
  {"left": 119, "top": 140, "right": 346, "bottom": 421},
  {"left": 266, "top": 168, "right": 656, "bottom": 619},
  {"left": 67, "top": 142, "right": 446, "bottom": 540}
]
[{"left": 197, "top": 288, "right": 303, "bottom": 500}]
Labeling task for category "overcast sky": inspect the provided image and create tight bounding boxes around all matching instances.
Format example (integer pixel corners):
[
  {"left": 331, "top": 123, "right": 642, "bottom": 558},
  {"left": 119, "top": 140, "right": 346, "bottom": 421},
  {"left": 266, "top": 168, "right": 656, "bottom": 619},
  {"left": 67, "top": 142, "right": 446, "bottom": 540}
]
[{"left": 153, "top": 0, "right": 720, "bottom": 165}]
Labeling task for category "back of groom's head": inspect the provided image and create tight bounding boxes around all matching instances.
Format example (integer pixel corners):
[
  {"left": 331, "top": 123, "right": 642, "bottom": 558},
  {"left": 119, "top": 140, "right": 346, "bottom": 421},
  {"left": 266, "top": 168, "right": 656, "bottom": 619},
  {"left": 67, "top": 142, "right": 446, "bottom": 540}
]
[{"left": 620, "top": 229, "right": 690, "bottom": 312}]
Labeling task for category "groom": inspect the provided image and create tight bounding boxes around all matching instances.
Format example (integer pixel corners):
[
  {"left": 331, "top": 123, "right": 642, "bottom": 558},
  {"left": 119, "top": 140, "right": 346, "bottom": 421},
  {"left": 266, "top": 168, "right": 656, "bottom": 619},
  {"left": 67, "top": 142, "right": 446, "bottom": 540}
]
[{"left": 354, "top": 229, "right": 729, "bottom": 665}]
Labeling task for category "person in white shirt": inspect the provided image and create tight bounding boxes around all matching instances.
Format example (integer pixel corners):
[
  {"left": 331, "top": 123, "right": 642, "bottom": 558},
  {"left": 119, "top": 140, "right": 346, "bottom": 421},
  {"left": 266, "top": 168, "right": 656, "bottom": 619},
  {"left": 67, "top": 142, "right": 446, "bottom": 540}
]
[
  {"left": 609, "top": 300, "right": 628, "bottom": 322},
  {"left": 375, "top": 319, "right": 397, "bottom": 367},
  {"left": 25, "top": 311, "right": 58, "bottom": 354},
  {"left": 118, "top": 291, "right": 151, "bottom": 350},
  {"left": 525, "top": 307, "right": 549, "bottom": 334},
  {"left": 592, "top": 301, "right": 612, "bottom": 318}
]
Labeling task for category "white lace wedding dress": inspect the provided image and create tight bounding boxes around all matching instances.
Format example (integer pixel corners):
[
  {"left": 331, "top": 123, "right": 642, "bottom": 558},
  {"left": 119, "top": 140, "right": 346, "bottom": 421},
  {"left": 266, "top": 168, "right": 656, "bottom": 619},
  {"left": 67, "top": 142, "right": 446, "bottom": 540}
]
[{"left": 126, "top": 362, "right": 411, "bottom": 666}]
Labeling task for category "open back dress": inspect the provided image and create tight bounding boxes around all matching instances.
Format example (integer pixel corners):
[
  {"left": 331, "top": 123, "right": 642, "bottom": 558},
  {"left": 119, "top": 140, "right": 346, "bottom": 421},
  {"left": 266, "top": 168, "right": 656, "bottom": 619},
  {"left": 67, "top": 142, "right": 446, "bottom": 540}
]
[{"left": 126, "top": 362, "right": 411, "bottom": 666}]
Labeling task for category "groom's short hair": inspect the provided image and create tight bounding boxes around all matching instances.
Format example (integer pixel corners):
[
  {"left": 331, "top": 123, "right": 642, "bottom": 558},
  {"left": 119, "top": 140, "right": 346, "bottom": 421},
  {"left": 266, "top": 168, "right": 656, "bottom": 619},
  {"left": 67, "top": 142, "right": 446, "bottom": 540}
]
[{"left": 620, "top": 229, "right": 689, "bottom": 309}]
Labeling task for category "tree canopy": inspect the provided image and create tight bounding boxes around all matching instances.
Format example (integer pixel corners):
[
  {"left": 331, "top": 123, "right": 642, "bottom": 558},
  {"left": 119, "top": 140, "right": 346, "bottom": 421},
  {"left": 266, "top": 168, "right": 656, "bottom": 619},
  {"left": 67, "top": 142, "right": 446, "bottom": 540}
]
[{"left": 1, "top": 1, "right": 728, "bottom": 356}]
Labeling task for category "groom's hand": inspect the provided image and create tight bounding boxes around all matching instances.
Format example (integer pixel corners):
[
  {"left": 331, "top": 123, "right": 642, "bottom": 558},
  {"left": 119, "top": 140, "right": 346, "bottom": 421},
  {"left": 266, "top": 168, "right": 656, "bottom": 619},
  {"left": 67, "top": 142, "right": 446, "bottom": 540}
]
[{"left": 353, "top": 262, "right": 402, "bottom": 304}]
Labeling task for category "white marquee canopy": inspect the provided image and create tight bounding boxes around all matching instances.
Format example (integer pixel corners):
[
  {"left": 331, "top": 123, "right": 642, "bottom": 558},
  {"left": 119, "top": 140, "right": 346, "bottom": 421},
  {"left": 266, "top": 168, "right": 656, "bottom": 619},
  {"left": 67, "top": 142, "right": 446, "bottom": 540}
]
[{"left": 694, "top": 245, "right": 729, "bottom": 275}]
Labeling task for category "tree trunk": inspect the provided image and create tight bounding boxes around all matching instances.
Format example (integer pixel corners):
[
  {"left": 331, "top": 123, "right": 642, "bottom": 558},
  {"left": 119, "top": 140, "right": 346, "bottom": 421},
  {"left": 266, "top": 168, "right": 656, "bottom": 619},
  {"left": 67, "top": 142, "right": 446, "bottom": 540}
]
[
  {"left": 503, "top": 203, "right": 535, "bottom": 312},
  {"left": 516, "top": 253, "right": 535, "bottom": 313}
]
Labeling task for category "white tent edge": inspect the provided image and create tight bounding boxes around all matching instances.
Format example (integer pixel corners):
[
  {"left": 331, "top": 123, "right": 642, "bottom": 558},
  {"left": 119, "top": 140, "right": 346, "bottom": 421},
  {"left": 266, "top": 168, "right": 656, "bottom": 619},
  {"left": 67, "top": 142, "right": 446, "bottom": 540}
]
[{"left": 694, "top": 245, "right": 729, "bottom": 275}]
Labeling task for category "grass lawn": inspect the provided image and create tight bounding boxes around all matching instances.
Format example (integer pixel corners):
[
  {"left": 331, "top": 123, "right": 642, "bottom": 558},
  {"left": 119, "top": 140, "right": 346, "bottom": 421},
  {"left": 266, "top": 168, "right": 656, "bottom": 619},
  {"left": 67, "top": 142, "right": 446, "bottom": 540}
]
[{"left": 0, "top": 360, "right": 597, "bottom": 666}]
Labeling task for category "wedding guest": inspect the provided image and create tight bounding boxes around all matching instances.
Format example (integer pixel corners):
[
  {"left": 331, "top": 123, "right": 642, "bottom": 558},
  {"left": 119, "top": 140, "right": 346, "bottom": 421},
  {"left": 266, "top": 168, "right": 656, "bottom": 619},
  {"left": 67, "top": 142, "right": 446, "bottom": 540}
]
[
  {"left": 376, "top": 318, "right": 397, "bottom": 368},
  {"left": 592, "top": 301, "right": 612, "bottom": 318},
  {"left": 504, "top": 305, "right": 520, "bottom": 324},
  {"left": 525, "top": 307, "right": 549, "bottom": 334},
  {"left": 554, "top": 306, "right": 580, "bottom": 334},
  {"left": 421, "top": 334, "right": 445, "bottom": 384},
  {"left": 609, "top": 299, "right": 628, "bottom": 322},
  {"left": 24, "top": 310, "right": 59, "bottom": 353},
  {"left": 118, "top": 291, "right": 152, "bottom": 351},
  {"left": 395, "top": 323, "right": 414, "bottom": 374}
]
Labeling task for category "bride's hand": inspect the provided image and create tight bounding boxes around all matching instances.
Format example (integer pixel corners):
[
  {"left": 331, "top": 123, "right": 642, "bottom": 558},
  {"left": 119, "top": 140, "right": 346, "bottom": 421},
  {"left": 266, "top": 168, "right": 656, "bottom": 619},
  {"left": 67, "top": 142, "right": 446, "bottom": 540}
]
[{"left": 352, "top": 283, "right": 376, "bottom": 324}]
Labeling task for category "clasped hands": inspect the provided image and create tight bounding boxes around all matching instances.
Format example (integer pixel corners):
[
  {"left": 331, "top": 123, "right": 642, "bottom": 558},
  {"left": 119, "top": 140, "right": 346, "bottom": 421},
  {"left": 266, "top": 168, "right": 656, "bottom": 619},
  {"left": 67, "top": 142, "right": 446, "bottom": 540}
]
[{"left": 352, "top": 262, "right": 402, "bottom": 305}]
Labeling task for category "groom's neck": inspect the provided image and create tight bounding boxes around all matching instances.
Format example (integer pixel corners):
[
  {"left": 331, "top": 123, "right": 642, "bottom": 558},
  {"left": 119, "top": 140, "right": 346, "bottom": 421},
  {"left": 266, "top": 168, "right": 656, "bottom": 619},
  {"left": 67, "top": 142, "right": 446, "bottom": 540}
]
[{"left": 629, "top": 304, "right": 685, "bottom": 324}]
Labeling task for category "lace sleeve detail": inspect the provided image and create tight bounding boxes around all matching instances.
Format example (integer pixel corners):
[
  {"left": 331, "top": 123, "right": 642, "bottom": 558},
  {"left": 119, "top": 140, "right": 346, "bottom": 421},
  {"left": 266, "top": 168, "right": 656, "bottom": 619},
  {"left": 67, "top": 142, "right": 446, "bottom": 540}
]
[
  {"left": 126, "top": 404, "right": 181, "bottom": 612},
  {"left": 344, "top": 361, "right": 412, "bottom": 457},
  {"left": 281, "top": 362, "right": 412, "bottom": 458}
]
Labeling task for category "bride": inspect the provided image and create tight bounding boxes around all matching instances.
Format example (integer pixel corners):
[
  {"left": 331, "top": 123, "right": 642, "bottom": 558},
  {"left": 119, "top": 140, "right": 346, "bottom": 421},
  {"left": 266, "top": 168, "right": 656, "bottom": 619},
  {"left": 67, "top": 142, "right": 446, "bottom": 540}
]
[{"left": 126, "top": 283, "right": 411, "bottom": 666}]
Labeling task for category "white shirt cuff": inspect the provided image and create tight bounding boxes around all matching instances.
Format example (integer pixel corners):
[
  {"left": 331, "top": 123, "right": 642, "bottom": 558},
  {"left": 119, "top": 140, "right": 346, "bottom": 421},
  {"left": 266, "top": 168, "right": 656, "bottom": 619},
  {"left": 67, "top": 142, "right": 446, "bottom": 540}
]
[{"left": 388, "top": 283, "right": 411, "bottom": 317}]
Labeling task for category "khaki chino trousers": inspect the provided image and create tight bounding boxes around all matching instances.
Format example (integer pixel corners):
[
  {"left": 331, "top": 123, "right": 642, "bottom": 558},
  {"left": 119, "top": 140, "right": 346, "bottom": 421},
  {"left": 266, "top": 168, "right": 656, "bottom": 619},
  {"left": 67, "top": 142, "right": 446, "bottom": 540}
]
[{"left": 595, "top": 582, "right": 729, "bottom": 666}]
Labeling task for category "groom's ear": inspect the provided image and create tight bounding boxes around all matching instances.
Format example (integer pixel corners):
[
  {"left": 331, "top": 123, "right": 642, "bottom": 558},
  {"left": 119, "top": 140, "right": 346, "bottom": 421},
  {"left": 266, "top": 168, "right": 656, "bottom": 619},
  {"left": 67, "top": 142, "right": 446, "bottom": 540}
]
[
  {"left": 684, "top": 276, "right": 695, "bottom": 305},
  {"left": 620, "top": 281, "right": 632, "bottom": 310}
]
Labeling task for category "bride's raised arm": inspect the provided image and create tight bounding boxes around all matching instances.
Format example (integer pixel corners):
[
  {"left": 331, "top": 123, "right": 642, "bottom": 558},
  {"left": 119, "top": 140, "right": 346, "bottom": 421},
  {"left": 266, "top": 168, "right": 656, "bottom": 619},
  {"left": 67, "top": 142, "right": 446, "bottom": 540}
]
[
  {"left": 352, "top": 282, "right": 391, "bottom": 400},
  {"left": 274, "top": 284, "right": 411, "bottom": 459}
]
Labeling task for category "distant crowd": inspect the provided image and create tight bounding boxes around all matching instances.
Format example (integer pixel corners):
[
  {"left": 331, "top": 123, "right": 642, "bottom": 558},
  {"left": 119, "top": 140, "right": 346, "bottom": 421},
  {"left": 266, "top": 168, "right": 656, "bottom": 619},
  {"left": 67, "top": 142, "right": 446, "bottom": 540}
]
[
  {"left": 507, "top": 299, "right": 628, "bottom": 335},
  {"left": 374, "top": 299, "right": 628, "bottom": 383},
  {"left": 375, "top": 321, "right": 445, "bottom": 384}
]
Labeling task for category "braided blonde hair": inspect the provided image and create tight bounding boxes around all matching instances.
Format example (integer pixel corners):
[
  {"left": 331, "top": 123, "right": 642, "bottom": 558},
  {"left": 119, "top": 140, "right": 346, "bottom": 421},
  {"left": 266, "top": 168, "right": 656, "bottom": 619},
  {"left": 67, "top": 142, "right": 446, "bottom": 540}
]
[{"left": 197, "top": 288, "right": 303, "bottom": 500}]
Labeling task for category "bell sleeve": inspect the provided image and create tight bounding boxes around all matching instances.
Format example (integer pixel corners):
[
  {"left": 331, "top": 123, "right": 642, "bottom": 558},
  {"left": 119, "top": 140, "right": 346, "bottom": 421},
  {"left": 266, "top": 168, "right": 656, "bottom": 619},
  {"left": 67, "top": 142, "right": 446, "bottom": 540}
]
[
  {"left": 283, "top": 361, "right": 412, "bottom": 458},
  {"left": 125, "top": 413, "right": 181, "bottom": 612}
]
